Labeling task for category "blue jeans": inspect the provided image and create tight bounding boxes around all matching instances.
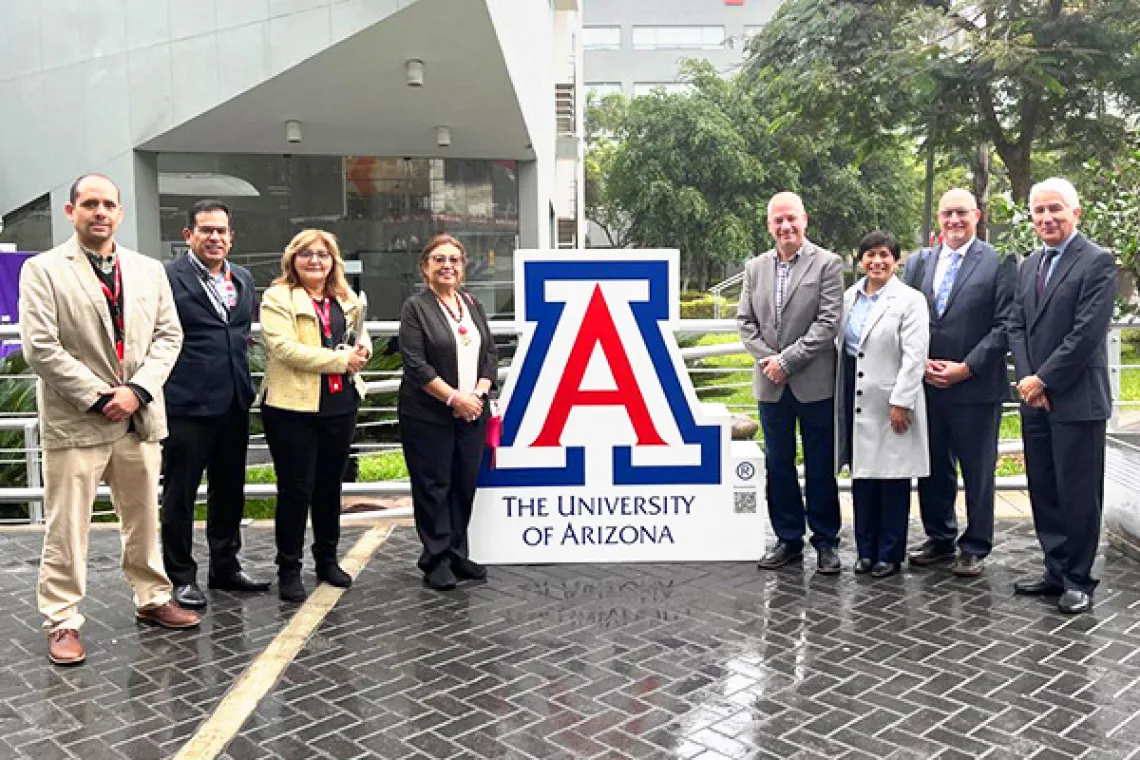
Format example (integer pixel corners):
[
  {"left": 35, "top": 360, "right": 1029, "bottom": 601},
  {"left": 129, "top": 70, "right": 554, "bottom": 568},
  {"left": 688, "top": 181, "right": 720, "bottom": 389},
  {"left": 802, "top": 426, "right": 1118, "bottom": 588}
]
[{"left": 758, "top": 388, "right": 841, "bottom": 551}]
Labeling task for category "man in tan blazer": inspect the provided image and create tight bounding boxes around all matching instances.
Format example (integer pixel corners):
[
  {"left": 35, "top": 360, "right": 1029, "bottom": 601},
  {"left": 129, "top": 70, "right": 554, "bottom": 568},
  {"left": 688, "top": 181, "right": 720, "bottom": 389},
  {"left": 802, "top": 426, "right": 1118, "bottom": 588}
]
[
  {"left": 19, "top": 173, "right": 200, "bottom": 666},
  {"left": 737, "top": 192, "right": 844, "bottom": 575}
]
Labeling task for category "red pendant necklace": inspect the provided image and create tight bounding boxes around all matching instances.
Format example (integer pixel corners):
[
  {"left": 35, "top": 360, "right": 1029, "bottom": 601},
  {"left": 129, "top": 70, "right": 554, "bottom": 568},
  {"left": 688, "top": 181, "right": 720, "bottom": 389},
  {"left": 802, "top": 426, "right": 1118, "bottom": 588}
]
[{"left": 437, "top": 293, "right": 472, "bottom": 346}]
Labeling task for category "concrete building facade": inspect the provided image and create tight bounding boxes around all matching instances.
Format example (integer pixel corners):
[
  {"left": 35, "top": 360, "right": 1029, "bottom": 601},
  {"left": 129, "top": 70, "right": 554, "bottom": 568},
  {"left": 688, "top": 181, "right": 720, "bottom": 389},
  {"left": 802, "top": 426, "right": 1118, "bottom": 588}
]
[
  {"left": 582, "top": 0, "right": 783, "bottom": 98},
  {"left": 0, "top": 0, "right": 584, "bottom": 318}
]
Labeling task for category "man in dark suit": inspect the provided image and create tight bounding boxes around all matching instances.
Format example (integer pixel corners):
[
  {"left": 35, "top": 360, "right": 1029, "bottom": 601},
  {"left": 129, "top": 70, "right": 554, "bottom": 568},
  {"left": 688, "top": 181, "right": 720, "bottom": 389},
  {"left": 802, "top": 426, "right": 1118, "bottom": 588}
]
[
  {"left": 1009, "top": 178, "right": 1116, "bottom": 614},
  {"left": 737, "top": 192, "right": 844, "bottom": 574},
  {"left": 903, "top": 189, "right": 1015, "bottom": 577},
  {"left": 162, "top": 200, "right": 269, "bottom": 608}
]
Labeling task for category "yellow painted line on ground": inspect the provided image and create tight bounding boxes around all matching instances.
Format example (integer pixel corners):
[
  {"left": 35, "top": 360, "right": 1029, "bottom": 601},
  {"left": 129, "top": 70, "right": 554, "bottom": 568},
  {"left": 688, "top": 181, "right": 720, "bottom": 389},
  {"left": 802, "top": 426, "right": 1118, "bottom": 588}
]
[{"left": 173, "top": 522, "right": 396, "bottom": 760}]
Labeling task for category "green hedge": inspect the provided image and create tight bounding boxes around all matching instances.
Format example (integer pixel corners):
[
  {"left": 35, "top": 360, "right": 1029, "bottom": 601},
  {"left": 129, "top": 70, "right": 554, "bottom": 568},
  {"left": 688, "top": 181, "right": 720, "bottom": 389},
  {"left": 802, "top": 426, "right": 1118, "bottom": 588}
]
[{"left": 679, "top": 295, "right": 728, "bottom": 319}]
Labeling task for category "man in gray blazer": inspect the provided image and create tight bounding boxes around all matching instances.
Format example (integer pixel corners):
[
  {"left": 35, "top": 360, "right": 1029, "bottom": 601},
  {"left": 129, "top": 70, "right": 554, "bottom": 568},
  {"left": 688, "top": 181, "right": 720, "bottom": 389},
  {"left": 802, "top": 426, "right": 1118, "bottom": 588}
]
[
  {"left": 737, "top": 192, "right": 844, "bottom": 574},
  {"left": 903, "top": 189, "right": 1016, "bottom": 577}
]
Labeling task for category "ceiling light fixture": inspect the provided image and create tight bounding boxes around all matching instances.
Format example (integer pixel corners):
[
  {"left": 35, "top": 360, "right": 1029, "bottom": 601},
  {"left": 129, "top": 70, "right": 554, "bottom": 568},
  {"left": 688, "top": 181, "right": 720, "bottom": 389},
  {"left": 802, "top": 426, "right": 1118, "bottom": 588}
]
[
  {"left": 285, "top": 120, "right": 302, "bottom": 143},
  {"left": 406, "top": 59, "right": 424, "bottom": 87}
]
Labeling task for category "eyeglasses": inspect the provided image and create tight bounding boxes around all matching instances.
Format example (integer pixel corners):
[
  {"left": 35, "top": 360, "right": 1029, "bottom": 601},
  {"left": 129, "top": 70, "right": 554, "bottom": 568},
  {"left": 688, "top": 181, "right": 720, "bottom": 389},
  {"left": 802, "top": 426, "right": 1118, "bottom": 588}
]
[
  {"left": 297, "top": 250, "right": 332, "bottom": 261},
  {"left": 194, "top": 225, "right": 231, "bottom": 237},
  {"left": 429, "top": 254, "right": 464, "bottom": 265}
]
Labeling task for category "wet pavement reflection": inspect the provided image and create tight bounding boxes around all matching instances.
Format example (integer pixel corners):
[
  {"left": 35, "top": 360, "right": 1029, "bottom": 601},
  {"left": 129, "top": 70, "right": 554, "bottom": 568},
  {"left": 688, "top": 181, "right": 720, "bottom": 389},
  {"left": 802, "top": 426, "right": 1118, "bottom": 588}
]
[{"left": 2, "top": 520, "right": 1140, "bottom": 758}]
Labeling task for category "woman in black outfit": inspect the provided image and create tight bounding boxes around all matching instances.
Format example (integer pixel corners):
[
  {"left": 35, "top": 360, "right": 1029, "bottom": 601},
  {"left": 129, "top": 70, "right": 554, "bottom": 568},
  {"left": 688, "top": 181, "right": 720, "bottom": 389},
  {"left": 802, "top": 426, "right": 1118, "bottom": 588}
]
[
  {"left": 398, "top": 234, "right": 498, "bottom": 590},
  {"left": 260, "top": 229, "right": 370, "bottom": 602}
]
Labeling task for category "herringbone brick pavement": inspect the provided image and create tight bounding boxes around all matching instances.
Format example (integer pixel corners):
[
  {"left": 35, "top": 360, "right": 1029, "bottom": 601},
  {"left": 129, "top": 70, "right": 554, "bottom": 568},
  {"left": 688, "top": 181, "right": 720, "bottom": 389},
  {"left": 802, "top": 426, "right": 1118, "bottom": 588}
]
[{"left": 2, "top": 521, "right": 1140, "bottom": 759}]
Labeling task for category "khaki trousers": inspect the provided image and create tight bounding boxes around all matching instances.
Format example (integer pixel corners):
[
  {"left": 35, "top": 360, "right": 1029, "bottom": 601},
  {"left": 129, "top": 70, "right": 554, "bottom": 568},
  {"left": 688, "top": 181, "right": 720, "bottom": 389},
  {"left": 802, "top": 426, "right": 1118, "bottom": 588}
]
[{"left": 38, "top": 433, "right": 173, "bottom": 632}]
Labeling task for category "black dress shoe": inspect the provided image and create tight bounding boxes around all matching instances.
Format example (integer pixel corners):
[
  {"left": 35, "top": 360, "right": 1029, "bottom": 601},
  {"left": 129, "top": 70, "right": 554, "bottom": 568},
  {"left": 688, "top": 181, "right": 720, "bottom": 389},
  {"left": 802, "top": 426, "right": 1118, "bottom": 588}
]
[
  {"left": 853, "top": 558, "right": 873, "bottom": 575},
  {"left": 1058, "top": 589, "right": 1092, "bottom": 614},
  {"left": 278, "top": 574, "right": 307, "bottom": 603},
  {"left": 908, "top": 540, "right": 956, "bottom": 566},
  {"left": 1014, "top": 575, "right": 1063, "bottom": 596},
  {"left": 951, "top": 553, "right": 984, "bottom": 578},
  {"left": 453, "top": 557, "right": 487, "bottom": 581},
  {"left": 173, "top": 583, "right": 207, "bottom": 610},
  {"left": 816, "top": 547, "right": 841, "bottom": 575},
  {"left": 316, "top": 564, "right": 353, "bottom": 589},
  {"left": 871, "top": 561, "right": 901, "bottom": 578},
  {"left": 757, "top": 542, "right": 804, "bottom": 570},
  {"left": 208, "top": 570, "right": 271, "bottom": 593},
  {"left": 425, "top": 562, "right": 458, "bottom": 591}
]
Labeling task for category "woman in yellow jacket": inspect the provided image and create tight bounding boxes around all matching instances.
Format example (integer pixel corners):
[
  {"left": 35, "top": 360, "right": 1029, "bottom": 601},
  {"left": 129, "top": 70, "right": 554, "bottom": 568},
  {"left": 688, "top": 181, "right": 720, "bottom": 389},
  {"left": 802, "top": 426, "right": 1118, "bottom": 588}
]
[{"left": 259, "top": 229, "right": 370, "bottom": 602}]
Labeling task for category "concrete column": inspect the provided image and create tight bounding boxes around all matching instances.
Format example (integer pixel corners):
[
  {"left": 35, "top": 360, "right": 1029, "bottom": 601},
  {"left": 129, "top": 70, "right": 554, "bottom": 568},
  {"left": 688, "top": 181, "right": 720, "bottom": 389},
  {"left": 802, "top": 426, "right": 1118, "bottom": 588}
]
[
  {"left": 130, "top": 152, "right": 161, "bottom": 258},
  {"left": 517, "top": 159, "right": 551, "bottom": 250}
]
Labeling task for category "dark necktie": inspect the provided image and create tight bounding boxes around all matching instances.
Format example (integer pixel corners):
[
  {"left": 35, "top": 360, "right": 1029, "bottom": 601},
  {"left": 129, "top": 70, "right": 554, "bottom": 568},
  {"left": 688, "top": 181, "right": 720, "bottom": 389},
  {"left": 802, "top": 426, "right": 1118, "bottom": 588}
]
[{"left": 1035, "top": 248, "right": 1058, "bottom": 299}]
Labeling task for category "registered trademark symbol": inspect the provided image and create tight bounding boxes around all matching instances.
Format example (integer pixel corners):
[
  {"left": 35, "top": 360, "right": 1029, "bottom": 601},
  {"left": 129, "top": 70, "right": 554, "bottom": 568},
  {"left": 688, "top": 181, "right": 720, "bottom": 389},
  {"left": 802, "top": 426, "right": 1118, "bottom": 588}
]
[{"left": 736, "top": 461, "right": 756, "bottom": 480}]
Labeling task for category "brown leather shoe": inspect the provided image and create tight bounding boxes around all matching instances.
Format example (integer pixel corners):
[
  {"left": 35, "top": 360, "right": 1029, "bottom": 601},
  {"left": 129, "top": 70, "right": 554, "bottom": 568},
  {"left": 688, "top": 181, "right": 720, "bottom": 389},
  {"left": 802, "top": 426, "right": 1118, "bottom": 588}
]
[
  {"left": 48, "top": 629, "right": 86, "bottom": 666},
  {"left": 136, "top": 601, "right": 201, "bottom": 629}
]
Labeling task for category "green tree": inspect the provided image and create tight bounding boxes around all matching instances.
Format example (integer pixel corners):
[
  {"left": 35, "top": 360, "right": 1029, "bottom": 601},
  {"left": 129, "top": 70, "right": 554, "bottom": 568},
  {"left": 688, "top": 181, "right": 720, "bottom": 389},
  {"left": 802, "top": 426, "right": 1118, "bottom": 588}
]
[
  {"left": 588, "top": 60, "right": 921, "bottom": 287},
  {"left": 603, "top": 62, "right": 768, "bottom": 289},
  {"left": 584, "top": 91, "right": 631, "bottom": 248},
  {"left": 746, "top": 0, "right": 1140, "bottom": 204}
]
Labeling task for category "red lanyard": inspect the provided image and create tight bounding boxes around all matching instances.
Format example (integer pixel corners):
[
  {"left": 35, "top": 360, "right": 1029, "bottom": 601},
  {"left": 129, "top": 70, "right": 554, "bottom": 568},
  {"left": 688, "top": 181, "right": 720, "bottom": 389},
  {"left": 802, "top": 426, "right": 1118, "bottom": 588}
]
[
  {"left": 312, "top": 298, "right": 343, "bottom": 394},
  {"left": 99, "top": 258, "right": 124, "bottom": 363}
]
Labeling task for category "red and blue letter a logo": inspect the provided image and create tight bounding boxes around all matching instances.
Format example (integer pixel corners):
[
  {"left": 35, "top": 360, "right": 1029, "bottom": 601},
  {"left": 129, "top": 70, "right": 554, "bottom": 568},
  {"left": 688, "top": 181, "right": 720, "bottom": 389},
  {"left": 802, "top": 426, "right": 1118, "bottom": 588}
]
[{"left": 479, "top": 252, "right": 724, "bottom": 487}]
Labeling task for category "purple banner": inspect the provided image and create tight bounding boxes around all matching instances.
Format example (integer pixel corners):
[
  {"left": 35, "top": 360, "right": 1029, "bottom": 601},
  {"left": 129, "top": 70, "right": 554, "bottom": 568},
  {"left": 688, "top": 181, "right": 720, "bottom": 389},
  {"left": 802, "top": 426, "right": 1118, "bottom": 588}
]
[{"left": 0, "top": 253, "right": 34, "bottom": 358}]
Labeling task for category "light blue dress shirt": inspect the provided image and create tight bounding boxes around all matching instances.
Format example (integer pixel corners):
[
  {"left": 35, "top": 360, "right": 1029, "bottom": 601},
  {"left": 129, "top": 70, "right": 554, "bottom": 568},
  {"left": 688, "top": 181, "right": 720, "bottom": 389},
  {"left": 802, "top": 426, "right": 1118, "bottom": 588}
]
[{"left": 844, "top": 279, "right": 884, "bottom": 357}]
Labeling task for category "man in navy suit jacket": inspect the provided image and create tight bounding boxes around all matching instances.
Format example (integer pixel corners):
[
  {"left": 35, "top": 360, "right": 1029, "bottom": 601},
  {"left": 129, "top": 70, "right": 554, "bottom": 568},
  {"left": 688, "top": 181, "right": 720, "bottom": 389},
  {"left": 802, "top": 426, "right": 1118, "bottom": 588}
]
[
  {"left": 903, "top": 189, "right": 1015, "bottom": 577},
  {"left": 161, "top": 200, "right": 269, "bottom": 609},
  {"left": 1009, "top": 178, "right": 1116, "bottom": 615}
]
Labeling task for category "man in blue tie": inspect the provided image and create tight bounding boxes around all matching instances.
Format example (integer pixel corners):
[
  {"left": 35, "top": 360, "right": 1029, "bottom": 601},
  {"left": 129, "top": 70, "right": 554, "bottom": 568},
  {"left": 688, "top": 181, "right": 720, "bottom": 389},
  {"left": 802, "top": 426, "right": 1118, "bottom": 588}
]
[
  {"left": 1009, "top": 178, "right": 1116, "bottom": 614},
  {"left": 903, "top": 189, "right": 1016, "bottom": 577}
]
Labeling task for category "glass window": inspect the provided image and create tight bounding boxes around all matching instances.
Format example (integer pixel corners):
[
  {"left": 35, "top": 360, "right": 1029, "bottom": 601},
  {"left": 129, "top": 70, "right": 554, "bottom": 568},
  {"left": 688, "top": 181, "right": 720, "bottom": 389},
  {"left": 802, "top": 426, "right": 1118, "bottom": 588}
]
[
  {"left": 632, "top": 82, "right": 691, "bottom": 97},
  {"left": 582, "top": 26, "right": 621, "bottom": 50},
  {"left": 632, "top": 26, "right": 725, "bottom": 50},
  {"left": 0, "top": 194, "right": 52, "bottom": 253},
  {"left": 156, "top": 154, "right": 519, "bottom": 318}
]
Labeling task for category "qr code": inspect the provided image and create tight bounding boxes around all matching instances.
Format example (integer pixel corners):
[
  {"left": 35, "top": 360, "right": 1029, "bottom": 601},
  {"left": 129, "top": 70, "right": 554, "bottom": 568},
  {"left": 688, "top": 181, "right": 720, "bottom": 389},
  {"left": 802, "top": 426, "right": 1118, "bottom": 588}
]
[{"left": 734, "top": 491, "right": 757, "bottom": 514}]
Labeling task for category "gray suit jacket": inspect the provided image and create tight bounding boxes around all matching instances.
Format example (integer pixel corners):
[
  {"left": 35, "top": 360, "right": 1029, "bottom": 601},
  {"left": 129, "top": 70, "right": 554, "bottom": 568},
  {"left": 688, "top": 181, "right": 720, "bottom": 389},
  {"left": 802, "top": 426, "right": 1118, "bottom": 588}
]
[{"left": 737, "top": 240, "right": 844, "bottom": 403}]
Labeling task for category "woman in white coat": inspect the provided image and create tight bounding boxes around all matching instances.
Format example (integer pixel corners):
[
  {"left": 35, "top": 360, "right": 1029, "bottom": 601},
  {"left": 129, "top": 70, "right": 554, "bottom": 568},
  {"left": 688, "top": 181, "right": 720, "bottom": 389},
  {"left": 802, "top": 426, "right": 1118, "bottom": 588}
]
[{"left": 836, "top": 231, "right": 930, "bottom": 578}]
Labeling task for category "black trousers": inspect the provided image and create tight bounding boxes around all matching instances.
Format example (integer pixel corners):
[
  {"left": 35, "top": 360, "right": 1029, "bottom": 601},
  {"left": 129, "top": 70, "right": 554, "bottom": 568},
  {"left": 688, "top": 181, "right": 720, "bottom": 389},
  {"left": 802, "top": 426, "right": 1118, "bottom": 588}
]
[
  {"left": 916, "top": 399, "right": 1002, "bottom": 558},
  {"left": 1021, "top": 407, "right": 1105, "bottom": 593},
  {"left": 262, "top": 406, "right": 357, "bottom": 576},
  {"left": 160, "top": 402, "right": 250, "bottom": 586},
  {"left": 852, "top": 478, "right": 911, "bottom": 564},
  {"left": 399, "top": 412, "right": 486, "bottom": 574}
]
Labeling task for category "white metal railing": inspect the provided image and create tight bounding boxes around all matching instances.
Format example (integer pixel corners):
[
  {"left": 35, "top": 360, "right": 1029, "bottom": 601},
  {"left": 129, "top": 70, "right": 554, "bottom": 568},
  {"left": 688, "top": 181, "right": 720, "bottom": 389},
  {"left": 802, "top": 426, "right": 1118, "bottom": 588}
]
[
  {"left": 1, "top": 319, "right": 1137, "bottom": 523},
  {"left": 709, "top": 270, "right": 746, "bottom": 319}
]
